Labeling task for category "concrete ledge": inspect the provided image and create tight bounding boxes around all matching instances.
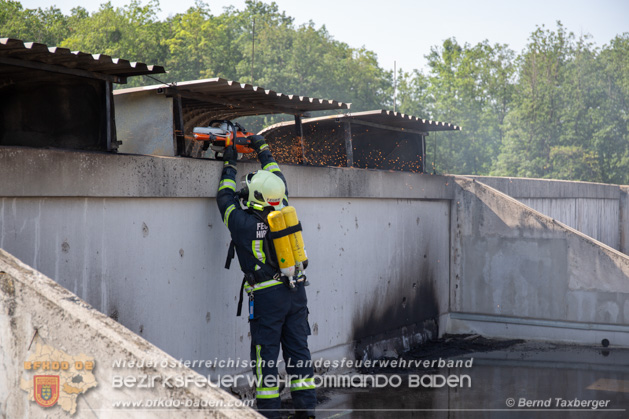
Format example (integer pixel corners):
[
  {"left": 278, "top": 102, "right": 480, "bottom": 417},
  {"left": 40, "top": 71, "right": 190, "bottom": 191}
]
[
  {"left": 0, "top": 146, "right": 454, "bottom": 200},
  {"left": 0, "top": 248, "right": 261, "bottom": 418},
  {"left": 467, "top": 176, "right": 622, "bottom": 199},
  {"left": 444, "top": 312, "right": 629, "bottom": 347},
  {"left": 466, "top": 176, "right": 628, "bottom": 253}
]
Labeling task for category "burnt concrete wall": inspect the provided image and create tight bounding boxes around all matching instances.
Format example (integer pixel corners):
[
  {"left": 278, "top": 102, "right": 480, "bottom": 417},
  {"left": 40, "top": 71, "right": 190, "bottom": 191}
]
[
  {"left": 0, "top": 147, "right": 452, "bottom": 375},
  {"left": 447, "top": 177, "right": 629, "bottom": 345}
]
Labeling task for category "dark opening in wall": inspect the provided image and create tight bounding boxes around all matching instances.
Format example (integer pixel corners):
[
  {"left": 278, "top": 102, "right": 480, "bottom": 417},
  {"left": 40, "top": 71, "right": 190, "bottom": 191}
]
[{"left": 0, "top": 71, "right": 107, "bottom": 151}]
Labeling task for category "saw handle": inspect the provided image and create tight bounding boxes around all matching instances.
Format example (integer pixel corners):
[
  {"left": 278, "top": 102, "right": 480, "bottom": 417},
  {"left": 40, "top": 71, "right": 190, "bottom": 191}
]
[
  {"left": 209, "top": 120, "right": 253, "bottom": 151},
  {"left": 209, "top": 120, "right": 236, "bottom": 146},
  {"left": 192, "top": 120, "right": 255, "bottom": 155}
]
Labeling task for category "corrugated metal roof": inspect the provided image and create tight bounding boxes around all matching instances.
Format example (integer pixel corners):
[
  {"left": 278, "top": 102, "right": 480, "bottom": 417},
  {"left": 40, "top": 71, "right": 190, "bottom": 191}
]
[
  {"left": 261, "top": 109, "right": 461, "bottom": 134},
  {"left": 114, "top": 78, "right": 350, "bottom": 118},
  {"left": 345, "top": 109, "right": 460, "bottom": 132},
  {"left": 0, "top": 37, "right": 165, "bottom": 83}
]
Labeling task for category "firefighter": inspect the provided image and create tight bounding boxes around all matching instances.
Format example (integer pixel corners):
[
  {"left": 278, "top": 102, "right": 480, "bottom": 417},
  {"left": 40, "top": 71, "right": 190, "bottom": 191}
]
[{"left": 217, "top": 136, "right": 316, "bottom": 419}]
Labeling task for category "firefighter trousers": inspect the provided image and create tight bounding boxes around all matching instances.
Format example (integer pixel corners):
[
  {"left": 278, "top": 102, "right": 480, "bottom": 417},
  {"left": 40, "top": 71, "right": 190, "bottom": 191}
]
[{"left": 249, "top": 281, "right": 316, "bottom": 419}]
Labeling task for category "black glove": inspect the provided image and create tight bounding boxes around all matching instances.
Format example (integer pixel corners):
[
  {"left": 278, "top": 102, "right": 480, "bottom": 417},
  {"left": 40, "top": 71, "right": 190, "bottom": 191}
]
[
  {"left": 222, "top": 145, "right": 238, "bottom": 168},
  {"left": 248, "top": 135, "right": 269, "bottom": 153}
]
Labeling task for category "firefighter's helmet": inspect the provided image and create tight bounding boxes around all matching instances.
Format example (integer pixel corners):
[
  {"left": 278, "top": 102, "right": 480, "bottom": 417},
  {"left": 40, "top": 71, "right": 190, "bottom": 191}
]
[{"left": 245, "top": 170, "right": 285, "bottom": 209}]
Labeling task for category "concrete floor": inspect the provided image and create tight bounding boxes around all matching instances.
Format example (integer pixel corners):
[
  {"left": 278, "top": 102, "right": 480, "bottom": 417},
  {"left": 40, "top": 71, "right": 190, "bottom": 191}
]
[{"left": 314, "top": 341, "right": 629, "bottom": 418}]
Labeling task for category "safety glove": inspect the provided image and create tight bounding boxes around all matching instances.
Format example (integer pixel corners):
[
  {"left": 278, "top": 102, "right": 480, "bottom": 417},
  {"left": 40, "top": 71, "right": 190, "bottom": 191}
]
[
  {"left": 248, "top": 135, "right": 269, "bottom": 153},
  {"left": 222, "top": 145, "right": 238, "bottom": 169}
]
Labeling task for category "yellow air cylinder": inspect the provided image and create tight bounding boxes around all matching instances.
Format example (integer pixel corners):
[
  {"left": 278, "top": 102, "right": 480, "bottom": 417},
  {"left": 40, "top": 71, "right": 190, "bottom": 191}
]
[
  {"left": 268, "top": 211, "right": 295, "bottom": 278},
  {"left": 281, "top": 206, "right": 308, "bottom": 271}
]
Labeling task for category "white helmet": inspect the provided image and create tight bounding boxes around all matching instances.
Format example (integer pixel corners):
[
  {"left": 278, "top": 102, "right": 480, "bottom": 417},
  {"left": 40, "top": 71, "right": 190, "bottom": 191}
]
[{"left": 245, "top": 170, "right": 285, "bottom": 209}]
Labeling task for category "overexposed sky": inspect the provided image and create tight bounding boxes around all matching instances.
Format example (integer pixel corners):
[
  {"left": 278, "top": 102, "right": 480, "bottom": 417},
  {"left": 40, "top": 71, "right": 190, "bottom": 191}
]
[{"left": 17, "top": 0, "right": 629, "bottom": 72}]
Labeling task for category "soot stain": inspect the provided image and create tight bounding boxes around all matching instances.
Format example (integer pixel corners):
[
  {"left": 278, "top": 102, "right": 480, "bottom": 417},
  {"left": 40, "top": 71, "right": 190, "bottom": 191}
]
[
  {"left": 109, "top": 308, "right": 119, "bottom": 322},
  {"left": 352, "top": 261, "right": 439, "bottom": 358}
]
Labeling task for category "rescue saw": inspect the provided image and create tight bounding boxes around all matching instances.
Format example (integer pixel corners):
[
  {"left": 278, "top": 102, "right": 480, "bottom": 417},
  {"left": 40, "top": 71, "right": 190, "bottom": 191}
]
[{"left": 192, "top": 120, "right": 255, "bottom": 158}]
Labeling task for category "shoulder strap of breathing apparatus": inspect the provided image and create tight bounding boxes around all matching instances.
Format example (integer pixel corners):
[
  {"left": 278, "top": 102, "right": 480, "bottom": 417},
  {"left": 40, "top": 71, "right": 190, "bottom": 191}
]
[{"left": 267, "top": 222, "right": 303, "bottom": 240}]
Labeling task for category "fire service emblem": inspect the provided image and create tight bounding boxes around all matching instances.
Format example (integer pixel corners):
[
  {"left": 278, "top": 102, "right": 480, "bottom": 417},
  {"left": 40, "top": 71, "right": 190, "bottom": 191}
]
[{"left": 34, "top": 375, "right": 60, "bottom": 408}]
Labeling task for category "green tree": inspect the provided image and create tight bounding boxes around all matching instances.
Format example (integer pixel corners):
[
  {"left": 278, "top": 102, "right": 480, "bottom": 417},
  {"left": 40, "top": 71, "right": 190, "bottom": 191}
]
[
  {"left": 61, "top": 1, "right": 168, "bottom": 86},
  {"left": 229, "top": 1, "right": 391, "bottom": 131},
  {"left": 548, "top": 145, "right": 601, "bottom": 180},
  {"left": 493, "top": 24, "right": 628, "bottom": 183},
  {"left": 493, "top": 23, "right": 577, "bottom": 179},
  {"left": 163, "top": 1, "right": 243, "bottom": 83},
  {"left": 396, "top": 69, "right": 431, "bottom": 117},
  {"left": 233, "top": 1, "right": 296, "bottom": 89},
  {"left": 0, "top": 0, "right": 70, "bottom": 45},
  {"left": 590, "top": 34, "right": 629, "bottom": 184},
  {"left": 426, "top": 38, "right": 515, "bottom": 175},
  {"left": 231, "top": 1, "right": 390, "bottom": 110}
]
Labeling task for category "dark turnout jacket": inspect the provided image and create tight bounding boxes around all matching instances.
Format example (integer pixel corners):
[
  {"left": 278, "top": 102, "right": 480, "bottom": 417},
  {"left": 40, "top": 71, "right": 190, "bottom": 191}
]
[{"left": 216, "top": 150, "right": 287, "bottom": 283}]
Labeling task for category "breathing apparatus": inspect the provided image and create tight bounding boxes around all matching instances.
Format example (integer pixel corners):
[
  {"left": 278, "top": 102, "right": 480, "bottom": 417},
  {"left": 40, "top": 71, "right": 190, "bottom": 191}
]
[{"left": 237, "top": 171, "right": 309, "bottom": 290}]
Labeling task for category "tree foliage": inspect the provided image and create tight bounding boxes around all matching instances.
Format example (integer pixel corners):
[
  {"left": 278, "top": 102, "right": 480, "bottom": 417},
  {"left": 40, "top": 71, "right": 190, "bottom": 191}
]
[
  {"left": 1, "top": 1, "right": 627, "bottom": 183},
  {"left": 1, "top": 0, "right": 70, "bottom": 45},
  {"left": 60, "top": 1, "right": 169, "bottom": 83},
  {"left": 424, "top": 38, "right": 516, "bottom": 175},
  {"left": 492, "top": 24, "right": 628, "bottom": 184}
]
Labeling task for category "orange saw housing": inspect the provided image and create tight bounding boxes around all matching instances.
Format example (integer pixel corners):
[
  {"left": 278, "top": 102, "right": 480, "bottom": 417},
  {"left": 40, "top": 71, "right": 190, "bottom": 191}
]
[{"left": 192, "top": 121, "right": 255, "bottom": 154}]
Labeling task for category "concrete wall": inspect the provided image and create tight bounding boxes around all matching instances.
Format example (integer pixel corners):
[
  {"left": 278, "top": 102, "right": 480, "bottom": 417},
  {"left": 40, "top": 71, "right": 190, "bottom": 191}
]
[
  {"left": 622, "top": 186, "right": 629, "bottom": 257},
  {"left": 0, "top": 147, "right": 453, "bottom": 376},
  {"left": 3, "top": 143, "right": 629, "bottom": 399},
  {"left": 0, "top": 248, "right": 260, "bottom": 418},
  {"left": 471, "top": 176, "right": 628, "bottom": 254},
  {"left": 446, "top": 177, "right": 629, "bottom": 345}
]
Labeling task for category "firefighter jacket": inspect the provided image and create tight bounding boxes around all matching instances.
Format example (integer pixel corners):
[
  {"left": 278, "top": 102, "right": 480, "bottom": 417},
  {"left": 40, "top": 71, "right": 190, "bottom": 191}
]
[{"left": 216, "top": 150, "right": 288, "bottom": 289}]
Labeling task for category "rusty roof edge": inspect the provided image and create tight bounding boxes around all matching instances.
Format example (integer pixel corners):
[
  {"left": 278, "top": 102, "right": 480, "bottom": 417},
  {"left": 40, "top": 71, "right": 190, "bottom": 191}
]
[
  {"left": 114, "top": 77, "right": 349, "bottom": 109},
  {"left": 47, "top": 46, "right": 71, "bottom": 54},
  {"left": 23, "top": 41, "right": 48, "bottom": 51},
  {"left": 0, "top": 37, "right": 164, "bottom": 76},
  {"left": 369, "top": 109, "right": 460, "bottom": 130},
  {"left": 259, "top": 109, "right": 460, "bottom": 133}
]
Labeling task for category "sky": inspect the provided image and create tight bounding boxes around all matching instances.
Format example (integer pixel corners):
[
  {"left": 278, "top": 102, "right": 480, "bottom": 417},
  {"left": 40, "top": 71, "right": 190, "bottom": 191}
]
[{"left": 17, "top": 0, "right": 629, "bottom": 72}]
